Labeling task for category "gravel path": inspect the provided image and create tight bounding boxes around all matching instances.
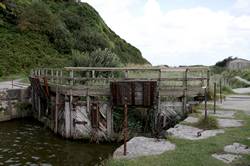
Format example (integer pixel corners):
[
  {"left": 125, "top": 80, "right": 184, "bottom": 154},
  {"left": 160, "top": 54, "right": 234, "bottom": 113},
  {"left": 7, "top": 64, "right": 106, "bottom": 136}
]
[{"left": 218, "top": 95, "right": 250, "bottom": 115}]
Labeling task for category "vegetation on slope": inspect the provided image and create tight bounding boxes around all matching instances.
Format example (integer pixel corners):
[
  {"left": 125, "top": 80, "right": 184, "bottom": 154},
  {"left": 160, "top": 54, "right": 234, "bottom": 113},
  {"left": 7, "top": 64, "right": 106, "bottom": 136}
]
[
  {"left": 211, "top": 57, "right": 250, "bottom": 89},
  {"left": 0, "top": 0, "right": 149, "bottom": 77}
]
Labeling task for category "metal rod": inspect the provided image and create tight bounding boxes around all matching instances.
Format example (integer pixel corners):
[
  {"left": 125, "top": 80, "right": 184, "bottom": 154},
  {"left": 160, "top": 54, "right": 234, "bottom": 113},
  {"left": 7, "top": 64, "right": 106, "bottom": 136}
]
[
  {"left": 214, "top": 82, "right": 216, "bottom": 114},
  {"left": 204, "top": 87, "right": 208, "bottom": 119},
  {"left": 124, "top": 97, "right": 128, "bottom": 156}
]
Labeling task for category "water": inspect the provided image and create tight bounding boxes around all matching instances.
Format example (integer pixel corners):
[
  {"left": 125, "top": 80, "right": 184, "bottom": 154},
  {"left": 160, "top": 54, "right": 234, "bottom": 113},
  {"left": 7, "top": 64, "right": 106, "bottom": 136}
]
[{"left": 0, "top": 118, "right": 117, "bottom": 166}]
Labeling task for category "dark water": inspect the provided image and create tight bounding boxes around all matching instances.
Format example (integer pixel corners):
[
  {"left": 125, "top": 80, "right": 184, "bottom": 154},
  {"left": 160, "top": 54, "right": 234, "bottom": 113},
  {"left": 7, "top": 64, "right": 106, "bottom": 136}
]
[{"left": 0, "top": 118, "right": 117, "bottom": 166}]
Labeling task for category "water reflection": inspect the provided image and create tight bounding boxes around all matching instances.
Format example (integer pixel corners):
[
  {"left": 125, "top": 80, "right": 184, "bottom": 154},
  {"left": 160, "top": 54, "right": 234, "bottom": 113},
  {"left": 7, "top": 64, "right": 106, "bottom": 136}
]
[{"left": 0, "top": 118, "right": 116, "bottom": 166}]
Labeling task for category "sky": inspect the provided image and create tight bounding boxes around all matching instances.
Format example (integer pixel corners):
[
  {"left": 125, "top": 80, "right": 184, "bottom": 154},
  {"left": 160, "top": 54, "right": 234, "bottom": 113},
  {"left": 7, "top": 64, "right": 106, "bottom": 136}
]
[{"left": 82, "top": 0, "right": 250, "bottom": 66}]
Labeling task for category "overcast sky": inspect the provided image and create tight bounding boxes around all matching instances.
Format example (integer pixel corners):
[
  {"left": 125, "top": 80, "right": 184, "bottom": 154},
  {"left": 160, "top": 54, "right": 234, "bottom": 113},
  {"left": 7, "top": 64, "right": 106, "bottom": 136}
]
[{"left": 82, "top": 0, "right": 250, "bottom": 66}]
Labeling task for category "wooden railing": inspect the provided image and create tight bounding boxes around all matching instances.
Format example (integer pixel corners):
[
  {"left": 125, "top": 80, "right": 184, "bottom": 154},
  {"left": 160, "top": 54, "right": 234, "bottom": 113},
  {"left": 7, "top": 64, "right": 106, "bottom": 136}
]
[{"left": 30, "top": 67, "right": 209, "bottom": 97}]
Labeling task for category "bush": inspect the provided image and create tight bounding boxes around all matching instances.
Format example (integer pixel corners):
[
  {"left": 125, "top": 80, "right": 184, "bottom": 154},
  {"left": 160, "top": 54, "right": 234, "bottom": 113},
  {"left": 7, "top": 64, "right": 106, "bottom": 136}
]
[
  {"left": 72, "top": 48, "right": 122, "bottom": 67},
  {"left": 195, "top": 116, "right": 219, "bottom": 130},
  {"left": 18, "top": 1, "right": 56, "bottom": 34},
  {"left": 222, "top": 85, "right": 234, "bottom": 94}
]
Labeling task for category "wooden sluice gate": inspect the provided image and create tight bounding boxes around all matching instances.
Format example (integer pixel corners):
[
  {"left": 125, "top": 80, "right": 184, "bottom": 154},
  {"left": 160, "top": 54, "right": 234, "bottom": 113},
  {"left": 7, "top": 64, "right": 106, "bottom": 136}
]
[{"left": 29, "top": 67, "right": 209, "bottom": 141}]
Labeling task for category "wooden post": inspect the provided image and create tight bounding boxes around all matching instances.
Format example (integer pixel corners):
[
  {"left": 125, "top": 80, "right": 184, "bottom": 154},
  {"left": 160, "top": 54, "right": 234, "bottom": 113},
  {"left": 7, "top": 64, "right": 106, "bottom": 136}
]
[
  {"left": 156, "top": 69, "right": 162, "bottom": 131},
  {"left": 125, "top": 70, "right": 128, "bottom": 79},
  {"left": 207, "top": 70, "right": 210, "bottom": 92},
  {"left": 64, "top": 95, "right": 70, "bottom": 138},
  {"left": 214, "top": 82, "right": 216, "bottom": 114},
  {"left": 92, "top": 70, "right": 95, "bottom": 78},
  {"left": 183, "top": 69, "right": 188, "bottom": 114},
  {"left": 51, "top": 69, "right": 54, "bottom": 83},
  {"left": 219, "top": 79, "right": 222, "bottom": 103},
  {"left": 56, "top": 70, "right": 59, "bottom": 84},
  {"left": 55, "top": 87, "right": 59, "bottom": 134},
  {"left": 69, "top": 91, "right": 73, "bottom": 138},
  {"left": 107, "top": 104, "right": 112, "bottom": 138},
  {"left": 70, "top": 70, "right": 74, "bottom": 86},
  {"left": 38, "top": 96, "right": 41, "bottom": 120},
  {"left": 204, "top": 87, "right": 208, "bottom": 119},
  {"left": 60, "top": 70, "right": 63, "bottom": 85},
  {"left": 123, "top": 97, "right": 128, "bottom": 156}
]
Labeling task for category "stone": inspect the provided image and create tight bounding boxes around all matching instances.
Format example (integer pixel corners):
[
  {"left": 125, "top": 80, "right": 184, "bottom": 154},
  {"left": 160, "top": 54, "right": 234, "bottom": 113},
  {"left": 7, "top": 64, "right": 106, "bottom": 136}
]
[
  {"left": 183, "top": 117, "right": 198, "bottom": 123},
  {"left": 113, "top": 137, "right": 176, "bottom": 159},
  {"left": 224, "top": 143, "right": 250, "bottom": 154},
  {"left": 212, "top": 153, "right": 241, "bottom": 164},
  {"left": 218, "top": 119, "right": 243, "bottom": 128},
  {"left": 166, "top": 124, "right": 224, "bottom": 140}
]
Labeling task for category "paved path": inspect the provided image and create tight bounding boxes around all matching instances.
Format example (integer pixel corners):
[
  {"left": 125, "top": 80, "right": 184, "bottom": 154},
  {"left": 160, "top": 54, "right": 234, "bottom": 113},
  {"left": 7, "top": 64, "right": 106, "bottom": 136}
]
[
  {"left": 0, "top": 80, "right": 29, "bottom": 90},
  {"left": 233, "top": 87, "right": 250, "bottom": 94},
  {"left": 218, "top": 95, "right": 250, "bottom": 115},
  {"left": 233, "top": 76, "right": 250, "bottom": 94},
  {"left": 234, "top": 76, "right": 250, "bottom": 85}
]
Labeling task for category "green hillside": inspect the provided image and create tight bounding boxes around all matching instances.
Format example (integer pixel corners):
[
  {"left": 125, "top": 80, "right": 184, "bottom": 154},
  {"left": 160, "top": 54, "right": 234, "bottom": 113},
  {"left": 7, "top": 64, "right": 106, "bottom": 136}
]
[{"left": 0, "top": 0, "right": 149, "bottom": 76}]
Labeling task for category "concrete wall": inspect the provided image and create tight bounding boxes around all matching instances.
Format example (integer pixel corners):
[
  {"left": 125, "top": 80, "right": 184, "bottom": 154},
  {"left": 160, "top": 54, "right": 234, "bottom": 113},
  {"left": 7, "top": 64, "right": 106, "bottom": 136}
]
[{"left": 0, "top": 88, "right": 31, "bottom": 122}]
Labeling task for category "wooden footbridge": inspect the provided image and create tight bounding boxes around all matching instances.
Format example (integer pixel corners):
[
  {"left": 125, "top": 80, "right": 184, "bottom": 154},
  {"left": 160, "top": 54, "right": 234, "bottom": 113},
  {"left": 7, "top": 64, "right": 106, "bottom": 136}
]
[{"left": 29, "top": 67, "right": 209, "bottom": 141}]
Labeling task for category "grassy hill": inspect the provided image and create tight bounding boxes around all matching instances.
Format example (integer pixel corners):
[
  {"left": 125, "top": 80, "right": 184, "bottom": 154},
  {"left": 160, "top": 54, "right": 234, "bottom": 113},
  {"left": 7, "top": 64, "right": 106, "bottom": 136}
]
[{"left": 0, "top": 0, "right": 149, "bottom": 76}]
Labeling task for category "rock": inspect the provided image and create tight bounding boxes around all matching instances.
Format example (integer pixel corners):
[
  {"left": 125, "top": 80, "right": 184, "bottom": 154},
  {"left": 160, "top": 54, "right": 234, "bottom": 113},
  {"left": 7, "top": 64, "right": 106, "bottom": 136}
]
[
  {"left": 113, "top": 137, "right": 176, "bottom": 159},
  {"left": 166, "top": 124, "right": 224, "bottom": 140},
  {"left": 224, "top": 143, "right": 250, "bottom": 154},
  {"left": 212, "top": 153, "right": 241, "bottom": 163},
  {"left": 218, "top": 119, "right": 243, "bottom": 128},
  {"left": 183, "top": 117, "right": 198, "bottom": 123}
]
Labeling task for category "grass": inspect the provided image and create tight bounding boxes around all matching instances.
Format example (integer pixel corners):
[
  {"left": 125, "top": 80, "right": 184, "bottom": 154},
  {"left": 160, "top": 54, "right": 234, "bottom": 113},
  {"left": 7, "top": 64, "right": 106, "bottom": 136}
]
[{"left": 106, "top": 111, "right": 250, "bottom": 166}]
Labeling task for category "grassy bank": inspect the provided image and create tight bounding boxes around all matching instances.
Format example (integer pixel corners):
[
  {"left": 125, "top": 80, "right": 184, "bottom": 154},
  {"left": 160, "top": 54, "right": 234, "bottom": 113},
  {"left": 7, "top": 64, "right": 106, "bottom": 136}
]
[{"left": 106, "top": 110, "right": 250, "bottom": 166}]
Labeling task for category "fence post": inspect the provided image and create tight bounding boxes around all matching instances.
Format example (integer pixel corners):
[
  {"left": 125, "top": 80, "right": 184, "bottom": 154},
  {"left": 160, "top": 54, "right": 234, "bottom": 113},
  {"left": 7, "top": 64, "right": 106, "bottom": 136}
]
[
  {"left": 220, "top": 79, "right": 222, "bottom": 103},
  {"left": 214, "top": 82, "right": 216, "bottom": 114},
  {"left": 207, "top": 70, "right": 210, "bottom": 92},
  {"left": 204, "top": 87, "right": 208, "bottom": 119}
]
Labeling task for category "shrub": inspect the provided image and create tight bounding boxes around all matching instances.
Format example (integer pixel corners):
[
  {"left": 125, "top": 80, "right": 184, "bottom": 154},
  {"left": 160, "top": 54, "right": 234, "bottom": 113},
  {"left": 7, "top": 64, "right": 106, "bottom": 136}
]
[
  {"left": 195, "top": 116, "right": 218, "bottom": 130},
  {"left": 222, "top": 85, "right": 234, "bottom": 94}
]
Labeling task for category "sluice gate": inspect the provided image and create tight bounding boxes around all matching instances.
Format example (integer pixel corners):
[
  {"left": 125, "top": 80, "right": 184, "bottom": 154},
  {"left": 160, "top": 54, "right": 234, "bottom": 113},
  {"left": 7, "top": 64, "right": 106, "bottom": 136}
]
[{"left": 29, "top": 67, "right": 209, "bottom": 141}]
